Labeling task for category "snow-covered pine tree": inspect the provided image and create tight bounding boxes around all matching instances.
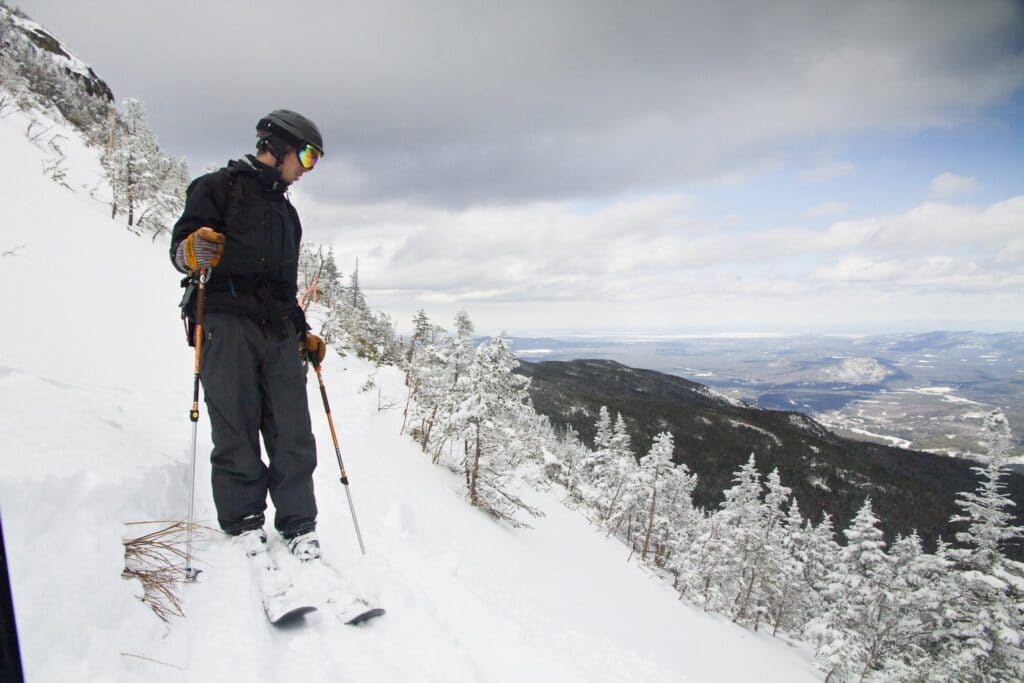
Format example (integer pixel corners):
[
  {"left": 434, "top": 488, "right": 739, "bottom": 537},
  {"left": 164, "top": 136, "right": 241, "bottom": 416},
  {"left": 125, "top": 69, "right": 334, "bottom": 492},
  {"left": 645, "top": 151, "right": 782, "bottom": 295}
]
[
  {"left": 400, "top": 310, "right": 449, "bottom": 437},
  {"left": 808, "top": 498, "right": 894, "bottom": 682},
  {"left": 943, "top": 409, "right": 1024, "bottom": 681},
  {"left": 913, "top": 539, "right": 962, "bottom": 677},
  {"left": 319, "top": 248, "right": 343, "bottom": 305},
  {"left": 550, "top": 425, "right": 587, "bottom": 495},
  {"left": 578, "top": 406, "right": 614, "bottom": 505},
  {"left": 295, "top": 246, "right": 401, "bottom": 362},
  {"left": 594, "top": 406, "right": 613, "bottom": 452},
  {"left": 802, "top": 511, "right": 840, "bottom": 606},
  {"left": 610, "top": 413, "right": 631, "bottom": 454},
  {"left": 93, "top": 97, "right": 188, "bottom": 239},
  {"left": 650, "top": 455, "right": 697, "bottom": 570},
  {"left": 599, "top": 413, "right": 639, "bottom": 526},
  {"left": 512, "top": 407, "right": 564, "bottom": 490},
  {"left": 102, "top": 98, "right": 159, "bottom": 228},
  {"left": 134, "top": 151, "right": 188, "bottom": 239},
  {"left": 674, "top": 455, "right": 763, "bottom": 613},
  {"left": 404, "top": 310, "right": 434, "bottom": 379},
  {"left": 736, "top": 468, "right": 792, "bottom": 631},
  {"left": 334, "top": 263, "right": 398, "bottom": 361},
  {"left": 298, "top": 245, "right": 344, "bottom": 314},
  {"left": 767, "top": 497, "right": 807, "bottom": 636},
  {"left": 406, "top": 337, "right": 452, "bottom": 451},
  {"left": 798, "top": 512, "right": 843, "bottom": 666},
  {"left": 874, "top": 532, "right": 952, "bottom": 680},
  {"left": 453, "top": 337, "right": 541, "bottom": 526},
  {"left": 714, "top": 454, "right": 766, "bottom": 620},
  {"left": 298, "top": 244, "right": 347, "bottom": 347},
  {"left": 675, "top": 508, "right": 730, "bottom": 611},
  {"left": 637, "top": 431, "right": 675, "bottom": 562},
  {"left": 426, "top": 311, "right": 477, "bottom": 463}
]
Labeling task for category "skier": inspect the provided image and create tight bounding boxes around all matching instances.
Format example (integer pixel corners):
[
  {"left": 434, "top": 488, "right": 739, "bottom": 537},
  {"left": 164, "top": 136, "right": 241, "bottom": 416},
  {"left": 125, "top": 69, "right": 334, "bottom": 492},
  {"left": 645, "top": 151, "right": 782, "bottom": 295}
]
[{"left": 170, "top": 110, "right": 327, "bottom": 562}]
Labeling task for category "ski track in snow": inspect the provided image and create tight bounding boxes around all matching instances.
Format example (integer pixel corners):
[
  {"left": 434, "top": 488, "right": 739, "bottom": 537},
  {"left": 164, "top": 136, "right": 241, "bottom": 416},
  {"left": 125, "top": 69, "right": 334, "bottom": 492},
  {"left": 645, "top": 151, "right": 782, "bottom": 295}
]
[
  {"left": 0, "top": 107, "right": 820, "bottom": 682},
  {"left": 728, "top": 419, "right": 783, "bottom": 447}
]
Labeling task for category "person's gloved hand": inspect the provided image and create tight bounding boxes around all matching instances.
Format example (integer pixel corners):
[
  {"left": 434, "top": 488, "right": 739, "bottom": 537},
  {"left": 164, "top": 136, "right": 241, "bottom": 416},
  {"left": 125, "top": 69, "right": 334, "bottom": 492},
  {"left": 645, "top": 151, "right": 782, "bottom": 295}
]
[
  {"left": 176, "top": 227, "right": 225, "bottom": 272},
  {"left": 304, "top": 333, "right": 327, "bottom": 365}
]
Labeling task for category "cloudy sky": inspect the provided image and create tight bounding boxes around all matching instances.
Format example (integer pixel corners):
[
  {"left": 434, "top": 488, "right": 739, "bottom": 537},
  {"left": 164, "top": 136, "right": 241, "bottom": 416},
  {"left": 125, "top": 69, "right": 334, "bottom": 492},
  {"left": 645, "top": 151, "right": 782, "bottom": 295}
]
[{"left": 18, "top": 0, "right": 1024, "bottom": 335}]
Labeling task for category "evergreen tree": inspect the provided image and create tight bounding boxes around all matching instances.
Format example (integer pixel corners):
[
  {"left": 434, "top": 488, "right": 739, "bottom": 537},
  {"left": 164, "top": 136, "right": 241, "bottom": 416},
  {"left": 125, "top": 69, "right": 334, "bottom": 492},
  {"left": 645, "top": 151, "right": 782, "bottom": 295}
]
[
  {"left": 768, "top": 497, "right": 807, "bottom": 636},
  {"left": 944, "top": 409, "right": 1024, "bottom": 681},
  {"left": 678, "top": 510, "right": 730, "bottom": 611},
  {"left": 401, "top": 310, "right": 447, "bottom": 435},
  {"left": 796, "top": 512, "right": 839, "bottom": 637},
  {"left": 554, "top": 425, "right": 587, "bottom": 495},
  {"left": 577, "top": 406, "right": 618, "bottom": 518},
  {"left": 652, "top": 456, "right": 697, "bottom": 570},
  {"left": 405, "top": 310, "right": 434, "bottom": 374},
  {"left": 102, "top": 98, "right": 159, "bottom": 229},
  {"left": 876, "top": 533, "right": 955, "bottom": 680},
  {"left": 637, "top": 432, "right": 675, "bottom": 561},
  {"left": 406, "top": 334, "right": 452, "bottom": 451},
  {"left": 424, "top": 311, "right": 476, "bottom": 463},
  {"left": 741, "top": 468, "right": 792, "bottom": 631},
  {"left": 809, "top": 498, "right": 894, "bottom": 682},
  {"left": 580, "top": 407, "right": 613, "bottom": 486},
  {"left": 716, "top": 454, "right": 766, "bottom": 621},
  {"left": 600, "top": 413, "right": 638, "bottom": 526},
  {"left": 135, "top": 153, "right": 188, "bottom": 239},
  {"left": 454, "top": 337, "right": 541, "bottom": 526}
]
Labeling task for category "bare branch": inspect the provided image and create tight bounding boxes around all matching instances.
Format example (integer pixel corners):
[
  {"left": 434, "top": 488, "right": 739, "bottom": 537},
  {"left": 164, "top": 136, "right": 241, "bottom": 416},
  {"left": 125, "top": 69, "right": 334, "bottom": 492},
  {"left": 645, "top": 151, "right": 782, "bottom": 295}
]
[{"left": 122, "top": 520, "right": 215, "bottom": 622}]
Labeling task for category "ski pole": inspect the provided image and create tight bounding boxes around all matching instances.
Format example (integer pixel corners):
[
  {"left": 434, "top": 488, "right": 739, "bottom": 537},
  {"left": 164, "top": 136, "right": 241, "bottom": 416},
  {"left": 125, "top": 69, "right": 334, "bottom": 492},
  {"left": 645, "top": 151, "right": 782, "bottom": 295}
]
[
  {"left": 184, "top": 267, "right": 210, "bottom": 582},
  {"left": 312, "top": 361, "right": 367, "bottom": 555}
]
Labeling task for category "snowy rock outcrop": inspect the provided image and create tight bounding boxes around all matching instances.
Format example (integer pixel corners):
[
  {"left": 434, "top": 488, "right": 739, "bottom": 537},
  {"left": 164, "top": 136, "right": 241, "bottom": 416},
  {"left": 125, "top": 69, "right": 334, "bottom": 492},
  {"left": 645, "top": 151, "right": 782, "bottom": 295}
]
[
  {"left": 2, "top": 6, "right": 114, "bottom": 101},
  {"left": 817, "top": 357, "right": 893, "bottom": 385}
]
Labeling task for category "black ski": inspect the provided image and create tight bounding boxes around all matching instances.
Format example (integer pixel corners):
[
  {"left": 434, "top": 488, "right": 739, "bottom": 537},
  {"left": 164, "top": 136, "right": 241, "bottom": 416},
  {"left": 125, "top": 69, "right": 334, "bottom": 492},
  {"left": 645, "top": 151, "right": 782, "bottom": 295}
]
[
  {"left": 296, "top": 557, "right": 386, "bottom": 626},
  {"left": 328, "top": 593, "right": 386, "bottom": 625},
  {"left": 246, "top": 546, "right": 317, "bottom": 625}
]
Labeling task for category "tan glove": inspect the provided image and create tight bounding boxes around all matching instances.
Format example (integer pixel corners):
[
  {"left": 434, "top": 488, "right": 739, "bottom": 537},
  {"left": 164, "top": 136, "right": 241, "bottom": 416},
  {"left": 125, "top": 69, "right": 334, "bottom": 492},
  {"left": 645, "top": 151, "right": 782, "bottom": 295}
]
[
  {"left": 176, "top": 227, "right": 225, "bottom": 271},
  {"left": 303, "top": 333, "right": 327, "bottom": 366}
]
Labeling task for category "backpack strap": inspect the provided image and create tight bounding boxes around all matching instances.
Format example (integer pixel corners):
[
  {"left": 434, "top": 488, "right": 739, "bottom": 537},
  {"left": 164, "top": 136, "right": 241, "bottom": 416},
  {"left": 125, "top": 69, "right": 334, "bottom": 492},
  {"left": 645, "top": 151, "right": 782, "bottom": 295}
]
[{"left": 212, "top": 164, "right": 245, "bottom": 224}]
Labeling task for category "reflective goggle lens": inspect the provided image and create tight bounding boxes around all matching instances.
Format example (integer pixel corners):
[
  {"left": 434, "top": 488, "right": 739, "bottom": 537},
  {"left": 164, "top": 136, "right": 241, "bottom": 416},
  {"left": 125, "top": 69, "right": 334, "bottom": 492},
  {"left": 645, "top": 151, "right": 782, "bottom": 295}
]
[{"left": 297, "top": 144, "right": 322, "bottom": 170}]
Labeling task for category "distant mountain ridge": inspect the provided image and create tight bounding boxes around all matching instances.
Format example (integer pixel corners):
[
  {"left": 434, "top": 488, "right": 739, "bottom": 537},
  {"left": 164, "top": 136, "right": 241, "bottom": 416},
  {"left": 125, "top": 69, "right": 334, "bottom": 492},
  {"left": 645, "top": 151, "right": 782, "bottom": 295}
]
[
  {"left": 516, "top": 358, "right": 1024, "bottom": 560},
  {"left": 506, "top": 330, "right": 1024, "bottom": 462}
]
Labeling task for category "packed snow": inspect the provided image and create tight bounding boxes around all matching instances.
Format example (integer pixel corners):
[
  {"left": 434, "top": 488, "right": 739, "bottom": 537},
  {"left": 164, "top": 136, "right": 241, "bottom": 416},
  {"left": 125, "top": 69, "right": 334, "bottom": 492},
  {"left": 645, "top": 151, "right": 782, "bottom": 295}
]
[{"left": 0, "top": 108, "right": 821, "bottom": 680}]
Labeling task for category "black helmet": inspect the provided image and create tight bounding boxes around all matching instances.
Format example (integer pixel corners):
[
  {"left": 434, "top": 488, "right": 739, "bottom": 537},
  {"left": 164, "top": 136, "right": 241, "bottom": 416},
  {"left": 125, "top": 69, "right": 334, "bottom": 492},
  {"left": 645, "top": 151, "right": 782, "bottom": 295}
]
[{"left": 257, "top": 109, "right": 324, "bottom": 155}]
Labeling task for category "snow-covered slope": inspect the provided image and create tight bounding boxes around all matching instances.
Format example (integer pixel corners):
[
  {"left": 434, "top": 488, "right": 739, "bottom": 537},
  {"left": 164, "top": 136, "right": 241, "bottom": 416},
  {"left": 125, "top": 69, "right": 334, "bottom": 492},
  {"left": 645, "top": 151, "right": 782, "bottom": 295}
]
[{"left": 0, "top": 108, "right": 820, "bottom": 681}]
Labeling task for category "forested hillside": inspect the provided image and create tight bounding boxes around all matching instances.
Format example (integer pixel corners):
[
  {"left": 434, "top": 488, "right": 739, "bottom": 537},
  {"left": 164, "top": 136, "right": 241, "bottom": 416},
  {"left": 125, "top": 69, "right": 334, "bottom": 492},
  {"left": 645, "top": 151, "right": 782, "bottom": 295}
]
[{"left": 517, "top": 358, "right": 1024, "bottom": 558}]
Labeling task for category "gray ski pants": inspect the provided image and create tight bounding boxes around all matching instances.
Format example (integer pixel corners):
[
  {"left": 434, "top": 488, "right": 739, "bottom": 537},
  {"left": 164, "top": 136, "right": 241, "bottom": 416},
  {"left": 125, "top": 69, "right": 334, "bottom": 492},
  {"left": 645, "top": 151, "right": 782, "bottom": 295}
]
[{"left": 200, "top": 312, "right": 318, "bottom": 536}]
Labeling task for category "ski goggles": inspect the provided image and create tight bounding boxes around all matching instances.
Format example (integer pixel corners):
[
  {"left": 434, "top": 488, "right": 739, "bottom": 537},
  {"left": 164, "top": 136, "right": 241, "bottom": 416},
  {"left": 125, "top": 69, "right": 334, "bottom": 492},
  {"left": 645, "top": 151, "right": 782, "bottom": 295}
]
[{"left": 296, "top": 143, "right": 322, "bottom": 171}]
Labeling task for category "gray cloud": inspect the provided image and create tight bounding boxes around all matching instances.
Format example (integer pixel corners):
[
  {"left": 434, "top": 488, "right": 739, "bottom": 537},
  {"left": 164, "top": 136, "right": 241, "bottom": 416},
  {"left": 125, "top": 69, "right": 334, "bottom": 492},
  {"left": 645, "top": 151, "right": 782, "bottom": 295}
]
[
  {"left": 17, "top": 0, "right": 1024, "bottom": 207},
  {"left": 291, "top": 187, "right": 1024, "bottom": 317},
  {"left": 14, "top": 0, "right": 1024, "bottom": 334}
]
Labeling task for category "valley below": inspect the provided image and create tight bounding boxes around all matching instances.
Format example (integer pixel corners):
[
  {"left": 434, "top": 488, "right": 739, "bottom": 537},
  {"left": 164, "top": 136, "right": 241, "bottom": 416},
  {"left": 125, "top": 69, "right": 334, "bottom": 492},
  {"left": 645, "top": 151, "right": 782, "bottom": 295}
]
[{"left": 509, "top": 331, "right": 1024, "bottom": 464}]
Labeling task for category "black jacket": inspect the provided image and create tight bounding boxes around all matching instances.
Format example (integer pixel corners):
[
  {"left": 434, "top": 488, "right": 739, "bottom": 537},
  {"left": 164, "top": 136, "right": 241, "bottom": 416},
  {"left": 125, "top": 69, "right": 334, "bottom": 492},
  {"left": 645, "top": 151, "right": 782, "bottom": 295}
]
[{"left": 171, "top": 156, "right": 307, "bottom": 336}]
